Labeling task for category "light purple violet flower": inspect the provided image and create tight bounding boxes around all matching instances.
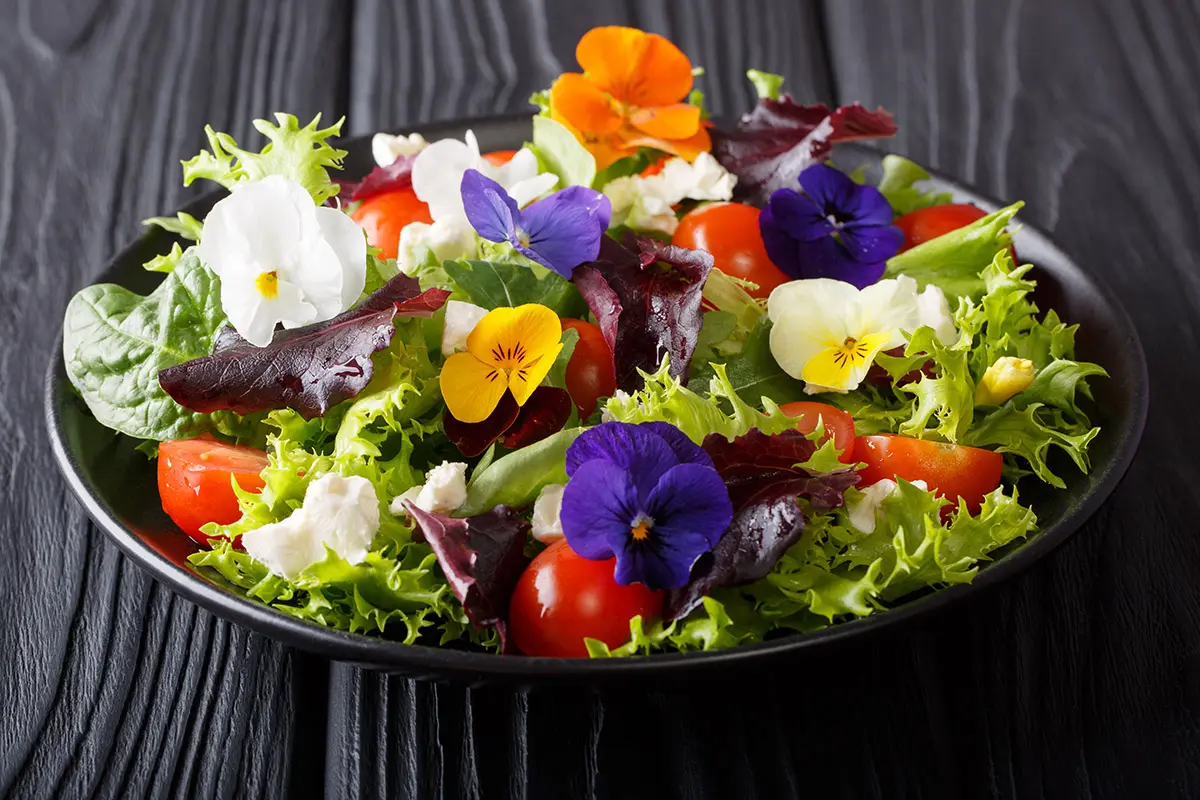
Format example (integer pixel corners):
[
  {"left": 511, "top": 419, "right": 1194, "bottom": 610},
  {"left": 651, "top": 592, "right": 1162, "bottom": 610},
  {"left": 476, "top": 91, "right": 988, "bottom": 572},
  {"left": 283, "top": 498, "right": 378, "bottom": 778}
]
[
  {"left": 460, "top": 169, "right": 612, "bottom": 279},
  {"left": 560, "top": 421, "right": 733, "bottom": 590},
  {"left": 759, "top": 162, "right": 903, "bottom": 289}
]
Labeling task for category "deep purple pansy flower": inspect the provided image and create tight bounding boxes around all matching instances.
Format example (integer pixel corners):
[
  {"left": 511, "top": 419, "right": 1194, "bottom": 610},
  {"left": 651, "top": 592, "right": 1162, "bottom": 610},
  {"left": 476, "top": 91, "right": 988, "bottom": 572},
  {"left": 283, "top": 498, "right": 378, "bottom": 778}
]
[
  {"left": 460, "top": 169, "right": 611, "bottom": 279},
  {"left": 560, "top": 421, "right": 733, "bottom": 590},
  {"left": 759, "top": 163, "right": 904, "bottom": 289}
]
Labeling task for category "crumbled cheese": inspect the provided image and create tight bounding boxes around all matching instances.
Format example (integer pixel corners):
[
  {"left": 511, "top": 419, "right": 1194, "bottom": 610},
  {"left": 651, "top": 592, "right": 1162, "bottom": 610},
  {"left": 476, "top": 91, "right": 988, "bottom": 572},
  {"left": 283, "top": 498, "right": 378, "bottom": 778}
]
[
  {"left": 242, "top": 474, "right": 380, "bottom": 580},
  {"left": 371, "top": 132, "right": 429, "bottom": 167},
  {"left": 603, "top": 153, "right": 738, "bottom": 236},
  {"left": 441, "top": 300, "right": 488, "bottom": 356},
  {"left": 390, "top": 461, "right": 469, "bottom": 516},
  {"left": 531, "top": 484, "right": 566, "bottom": 543},
  {"left": 396, "top": 218, "right": 478, "bottom": 276}
]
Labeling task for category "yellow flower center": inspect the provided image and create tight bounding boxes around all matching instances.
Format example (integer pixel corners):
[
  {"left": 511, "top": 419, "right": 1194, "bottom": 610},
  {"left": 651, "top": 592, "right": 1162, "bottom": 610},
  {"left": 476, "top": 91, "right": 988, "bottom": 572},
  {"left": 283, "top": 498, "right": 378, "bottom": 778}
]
[
  {"left": 801, "top": 330, "right": 894, "bottom": 390},
  {"left": 255, "top": 271, "right": 280, "bottom": 299},
  {"left": 631, "top": 516, "right": 653, "bottom": 541},
  {"left": 831, "top": 336, "right": 872, "bottom": 367}
]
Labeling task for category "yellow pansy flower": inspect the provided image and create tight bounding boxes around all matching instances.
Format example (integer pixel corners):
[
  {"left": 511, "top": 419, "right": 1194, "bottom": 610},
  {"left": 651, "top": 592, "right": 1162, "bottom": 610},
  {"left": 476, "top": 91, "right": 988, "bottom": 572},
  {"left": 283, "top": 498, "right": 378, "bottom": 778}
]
[
  {"left": 767, "top": 277, "right": 936, "bottom": 393},
  {"left": 439, "top": 304, "right": 564, "bottom": 423}
]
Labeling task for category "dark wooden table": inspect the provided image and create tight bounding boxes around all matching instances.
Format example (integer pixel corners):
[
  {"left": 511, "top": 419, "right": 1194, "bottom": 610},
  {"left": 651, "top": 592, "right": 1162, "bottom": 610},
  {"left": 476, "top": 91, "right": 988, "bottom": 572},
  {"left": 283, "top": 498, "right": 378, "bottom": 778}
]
[{"left": 3, "top": 1, "right": 1196, "bottom": 797}]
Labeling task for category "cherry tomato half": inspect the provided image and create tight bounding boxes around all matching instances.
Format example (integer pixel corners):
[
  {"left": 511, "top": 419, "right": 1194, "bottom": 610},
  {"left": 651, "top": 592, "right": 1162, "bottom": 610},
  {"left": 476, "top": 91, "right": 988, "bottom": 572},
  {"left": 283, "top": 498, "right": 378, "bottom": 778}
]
[
  {"left": 509, "top": 540, "right": 663, "bottom": 658},
  {"left": 779, "top": 401, "right": 857, "bottom": 464},
  {"left": 853, "top": 434, "right": 1002, "bottom": 514},
  {"left": 561, "top": 319, "right": 617, "bottom": 418},
  {"left": 673, "top": 202, "right": 790, "bottom": 299},
  {"left": 349, "top": 188, "right": 433, "bottom": 260},
  {"left": 483, "top": 150, "right": 518, "bottom": 166},
  {"left": 158, "top": 438, "right": 269, "bottom": 544}
]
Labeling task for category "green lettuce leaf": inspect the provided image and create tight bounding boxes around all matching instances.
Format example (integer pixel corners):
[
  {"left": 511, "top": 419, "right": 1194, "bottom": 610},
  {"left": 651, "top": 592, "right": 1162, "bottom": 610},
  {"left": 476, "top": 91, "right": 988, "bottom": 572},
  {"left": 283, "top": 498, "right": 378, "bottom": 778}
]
[
  {"left": 603, "top": 358, "right": 796, "bottom": 444},
  {"left": 687, "top": 317, "right": 806, "bottom": 407},
  {"left": 530, "top": 115, "right": 596, "bottom": 189},
  {"left": 884, "top": 202, "right": 1022, "bottom": 299},
  {"left": 458, "top": 427, "right": 584, "bottom": 516},
  {"left": 893, "top": 326, "right": 976, "bottom": 442},
  {"left": 143, "top": 211, "right": 204, "bottom": 242},
  {"left": 746, "top": 69, "right": 785, "bottom": 101},
  {"left": 876, "top": 155, "right": 953, "bottom": 217},
  {"left": 62, "top": 249, "right": 237, "bottom": 441},
  {"left": 443, "top": 259, "right": 585, "bottom": 316},
  {"left": 962, "top": 402, "right": 1099, "bottom": 488},
  {"left": 181, "top": 113, "right": 347, "bottom": 204}
]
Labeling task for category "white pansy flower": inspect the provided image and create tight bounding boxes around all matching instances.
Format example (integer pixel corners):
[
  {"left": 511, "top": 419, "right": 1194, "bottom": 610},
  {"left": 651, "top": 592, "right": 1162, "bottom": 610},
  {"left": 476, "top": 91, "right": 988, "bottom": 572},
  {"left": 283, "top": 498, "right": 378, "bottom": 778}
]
[
  {"left": 441, "top": 300, "right": 488, "bottom": 355},
  {"left": 917, "top": 284, "right": 958, "bottom": 345},
  {"left": 603, "top": 153, "right": 736, "bottom": 235},
  {"left": 531, "top": 484, "right": 566, "bottom": 543},
  {"left": 371, "top": 132, "right": 429, "bottom": 167},
  {"left": 198, "top": 175, "right": 366, "bottom": 347},
  {"left": 242, "top": 474, "right": 380, "bottom": 580},
  {"left": 767, "top": 276, "right": 927, "bottom": 394},
  {"left": 846, "top": 479, "right": 928, "bottom": 533},
  {"left": 389, "top": 462, "right": 469, "bottom": 516},
  {"left": 411, "top": 130, "right": 557, "bottom": 226},
  {"left": 396, "top": 218, "right": 478, "bottom": 275}
]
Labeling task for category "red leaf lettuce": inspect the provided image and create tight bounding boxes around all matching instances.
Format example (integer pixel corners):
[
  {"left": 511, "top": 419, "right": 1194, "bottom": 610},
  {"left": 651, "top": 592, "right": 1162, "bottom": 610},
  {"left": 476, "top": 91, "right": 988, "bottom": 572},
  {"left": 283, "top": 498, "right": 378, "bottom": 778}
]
[
  {"left": 335, "top": 153, "right": 417, "bottom": 204},
  {"left": 664, "top": 428, "right": 859, "bottom": 621},
  {"left": 405, "top": 503, "right": 531, "bottom": 651},
  {"left": 159, "top": 274, "right": 449, "bottom": 419},
  {"left": 712, "top": 99, "right": 897, "bottom": 204},
  {"left": 442, "top": 387, "right": 573, "bottom": 458},
  {"left": 573, "top": 233, "right": 713, "bottom": 393}
]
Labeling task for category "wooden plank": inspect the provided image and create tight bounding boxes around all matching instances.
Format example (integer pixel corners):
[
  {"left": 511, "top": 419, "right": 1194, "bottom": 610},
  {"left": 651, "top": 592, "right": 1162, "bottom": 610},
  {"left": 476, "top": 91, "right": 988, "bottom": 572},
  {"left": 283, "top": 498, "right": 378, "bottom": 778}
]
[
  {"left": 0, "top": 1, "right": 348, "bottom": 796},
  {"left": 823, "top": 0, "right": 1200, "bottom": 795},
  {"left": 331, "top": 3, "right": 837, "bottom": 798}
]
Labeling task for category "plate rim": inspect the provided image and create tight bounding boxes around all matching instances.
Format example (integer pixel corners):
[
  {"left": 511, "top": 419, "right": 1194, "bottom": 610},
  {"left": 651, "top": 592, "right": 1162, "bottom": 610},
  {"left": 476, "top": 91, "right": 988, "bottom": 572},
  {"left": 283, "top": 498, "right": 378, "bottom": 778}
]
[{"left": 44, "top": 113, "right": 1150, "bottom": 680}]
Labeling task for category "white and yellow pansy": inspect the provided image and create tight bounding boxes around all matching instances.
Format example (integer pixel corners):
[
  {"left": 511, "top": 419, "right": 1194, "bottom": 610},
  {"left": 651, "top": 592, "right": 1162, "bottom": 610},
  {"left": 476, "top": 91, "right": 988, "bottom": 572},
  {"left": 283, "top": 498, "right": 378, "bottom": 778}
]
[
  {"left": 767, "top": 275, "right": 955, "bottom": 394},
  {"left": 197, "top": 175, "right": 367, "bottom": 347}
]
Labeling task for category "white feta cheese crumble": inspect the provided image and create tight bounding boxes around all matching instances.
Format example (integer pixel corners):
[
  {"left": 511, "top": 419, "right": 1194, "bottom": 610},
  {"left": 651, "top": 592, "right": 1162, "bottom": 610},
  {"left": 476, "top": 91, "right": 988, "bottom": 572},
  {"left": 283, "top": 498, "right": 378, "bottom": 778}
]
[
  {"left": 603, "top": 153, "right": 737, "bottom": 236},
  {"left": 371, "top": 132, "right": 429, "bottom": 167},
  {"left": 441, "top": 300, "right": 488, "bottom": 355},
  {"left": 390, "top": 461, "right": 469, "bottom": 516},
  {"left": 531, "top": 483, "right": 566, "bottom": 543},
  {"left": 242, "top": 474, "right": 381, "bottom": 580},
  {"left": 846, "top": 478, "right": 929, "bottom": 533}
]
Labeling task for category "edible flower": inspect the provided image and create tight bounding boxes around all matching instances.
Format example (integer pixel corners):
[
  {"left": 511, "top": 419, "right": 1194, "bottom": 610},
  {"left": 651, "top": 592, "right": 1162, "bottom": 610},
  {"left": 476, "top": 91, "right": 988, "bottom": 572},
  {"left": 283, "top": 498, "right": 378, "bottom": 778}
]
[
  {"left": 411, "top": 130, "right": 556, "bottom": 227},
  {"left": 460, "top": 170, "right": 611, "bottom": 278},
  {"left": 767, "top": 276, "right": 938, "bottom": 393},
  {"left": 197, "top": 175, "right": 366, "bottom": 347},
  {"left": 759, "top": 163, "right": 903, "bottom": 289},
  {"left": 439, "top": 303, "right": 564, "bottom": 423},
  {"left": 603, "top": 152, "right": 737, "bottom": 235},
  {"left": 976, "top": 356, "right": 1035, "bottom": 405},
  {"left": 549, "top": 26, "right": 711, "bottom": 169},
  {"left": 560, "top": 421, "right": 733, "bottom": 590}
]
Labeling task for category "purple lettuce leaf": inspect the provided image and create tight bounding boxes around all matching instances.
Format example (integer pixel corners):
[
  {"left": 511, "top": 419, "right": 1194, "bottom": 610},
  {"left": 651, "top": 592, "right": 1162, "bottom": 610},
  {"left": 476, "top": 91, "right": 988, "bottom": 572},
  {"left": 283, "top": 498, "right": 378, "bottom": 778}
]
[
  {"left": 442, "top": 387, "right": 573, "bottom": 458},
  {"left": 712, "top": 99, "right": 897, "bottom": 205},
  {"left": 334, "top": 153, "right": 417, "bottom": 204},
  {"left": 573, "top": 233, "right": 713, "bottom": 393},
  {"left": 405, "top": 503, "right": 531, "bottom": 652},
  {"left": 663, "top": 428, "right": 859, "bottom": 621},
  {"left": 160, "top": 274, "right": 450, "bottom": 419}
]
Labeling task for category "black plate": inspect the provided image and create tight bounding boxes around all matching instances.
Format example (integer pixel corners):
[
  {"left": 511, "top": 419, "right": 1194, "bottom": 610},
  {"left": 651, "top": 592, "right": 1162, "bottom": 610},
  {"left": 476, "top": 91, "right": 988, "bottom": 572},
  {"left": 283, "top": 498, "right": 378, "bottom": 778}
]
[{"left": 45, "top": 115, "right": 1149, "bottom": 682}]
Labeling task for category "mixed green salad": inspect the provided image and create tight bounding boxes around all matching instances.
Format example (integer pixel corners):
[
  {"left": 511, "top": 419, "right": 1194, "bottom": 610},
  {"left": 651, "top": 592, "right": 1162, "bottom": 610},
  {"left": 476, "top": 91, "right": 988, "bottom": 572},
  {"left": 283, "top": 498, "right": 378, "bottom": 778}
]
[{"left": 61, "top": 26, "right": 1104, "bottom": 658}]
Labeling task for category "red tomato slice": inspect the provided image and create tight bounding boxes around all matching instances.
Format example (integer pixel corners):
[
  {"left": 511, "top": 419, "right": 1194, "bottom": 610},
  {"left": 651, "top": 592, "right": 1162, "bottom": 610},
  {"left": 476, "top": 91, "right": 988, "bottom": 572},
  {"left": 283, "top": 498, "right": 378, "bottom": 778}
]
[
  {"left": 349, "top": 188, "right": 434, "bottom": 260},
  {"left": 560, "top": 319, "right": 617, "bottom": 418},
  {"left": 853, "top": 434, "right": 1002, "bottom": 514},
  {"left": 509, "top": 540, "right": 663, "bottom": 658},
  {"left": 158, "top": 438, "right": 268, "bottom": 545},
  {"left": 779, "top": 401, "right": 857, "bottom": 463},
  {"left": 672, "top": 202, "right": 791, "bottom": 299}
]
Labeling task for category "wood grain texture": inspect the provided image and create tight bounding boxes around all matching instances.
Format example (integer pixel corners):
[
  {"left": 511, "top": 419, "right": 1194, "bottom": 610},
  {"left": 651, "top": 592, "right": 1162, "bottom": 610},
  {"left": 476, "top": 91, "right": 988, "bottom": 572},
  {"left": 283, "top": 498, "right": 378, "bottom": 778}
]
[{"left": 0, "top": 1, "right": 348, "bottom": 796}]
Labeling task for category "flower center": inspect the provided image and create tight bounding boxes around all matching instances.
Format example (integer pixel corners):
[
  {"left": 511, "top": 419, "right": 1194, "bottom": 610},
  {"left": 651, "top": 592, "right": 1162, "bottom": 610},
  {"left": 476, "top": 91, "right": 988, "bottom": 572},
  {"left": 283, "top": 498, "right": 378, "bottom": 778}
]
[
  {"left": 630, "top": 513, "right": 654, "bottom": 542},
  {"left": 516, "top": 229, "right": 532, "bottom": 248},
  {"left": 832, "top": 336, "right": 872, "bottom": 367},
  {"left": 490, "top": 341, "right": 530, "bottom": 370},
  {"left": 255, "top": 270, "right": 280, "bottom": 299}
]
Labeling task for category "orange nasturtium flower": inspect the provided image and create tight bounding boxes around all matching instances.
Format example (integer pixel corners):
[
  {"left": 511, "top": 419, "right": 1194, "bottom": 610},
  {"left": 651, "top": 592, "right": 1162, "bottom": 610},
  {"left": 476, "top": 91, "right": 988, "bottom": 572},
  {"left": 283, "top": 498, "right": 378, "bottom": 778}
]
[
  {"left": 549, "top": 26, "right": 711, "bottom": 169},
  {"left": 439, "top": 304, "right": 564, "bottom": 423}
]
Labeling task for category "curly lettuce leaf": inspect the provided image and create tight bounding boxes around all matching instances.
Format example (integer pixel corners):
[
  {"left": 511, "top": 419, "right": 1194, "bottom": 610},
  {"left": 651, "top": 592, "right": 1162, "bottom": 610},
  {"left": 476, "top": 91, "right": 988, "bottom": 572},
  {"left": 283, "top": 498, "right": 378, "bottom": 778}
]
[
  {"left": 876, "top": 155, "right": 953, "bottom": 217},
  {"left": 63, "top": 249, "right": 236, "bottom": 441},
  {"left": 603, "top": 358, "right": 796, "bottom": 444},
  {"left": 745, "top": 69, "right": 785, "bottom": 101},
  {"left": 884, "top": 202, "right": 1022, "bottom": 299},
  {"left": 688, "top": 316, "right": 806, "bottom": 407},
  {"left": 963, "top": 402, "right": 1099, "bottom": 488},
  {"left": 181, "top": 113, "right": 347, "bottom": 204},
  {"left": 892, "top": 325, "right": 976, "bottom": 443},
  {"left": 143, "top": 211, "right": 204, "bottom": 242}
]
